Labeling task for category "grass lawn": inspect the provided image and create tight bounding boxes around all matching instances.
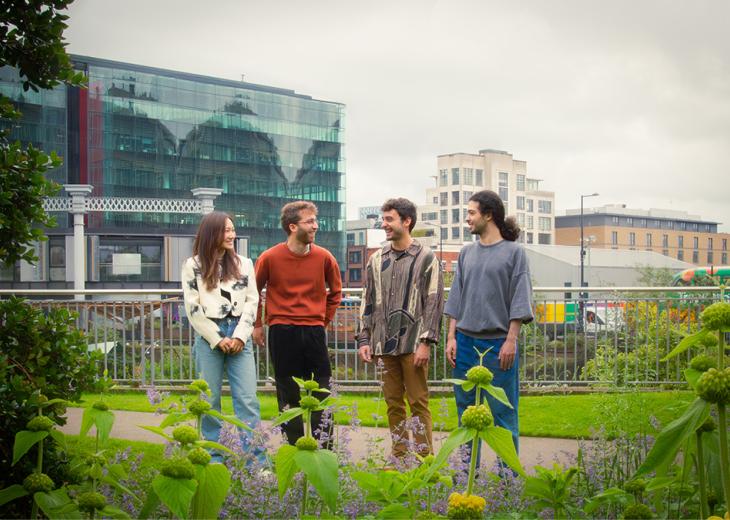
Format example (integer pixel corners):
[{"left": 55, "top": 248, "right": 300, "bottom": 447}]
[{"left": 76, "top": 389, "right": 694, "bottom": 439}]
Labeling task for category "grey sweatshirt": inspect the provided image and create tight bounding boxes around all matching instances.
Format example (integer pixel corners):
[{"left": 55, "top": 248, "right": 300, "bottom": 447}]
[{"left": 444, "top": 239, "right": 534, "bottom": 338}]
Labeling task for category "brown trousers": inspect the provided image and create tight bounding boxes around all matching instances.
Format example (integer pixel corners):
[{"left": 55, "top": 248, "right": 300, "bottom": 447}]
[{"left": 377, "top": 354, "right": 433, "bottom": 458}]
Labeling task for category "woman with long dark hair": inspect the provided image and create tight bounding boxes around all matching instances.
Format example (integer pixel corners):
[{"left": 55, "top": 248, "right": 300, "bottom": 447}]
[{"left": 181, "top": 211, "right": 260, "bottom": 457}]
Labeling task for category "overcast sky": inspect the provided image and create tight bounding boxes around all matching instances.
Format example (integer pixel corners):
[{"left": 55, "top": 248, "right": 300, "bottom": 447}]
[{"left": 65, "top": 0, "right": 730, "bottom": 230}]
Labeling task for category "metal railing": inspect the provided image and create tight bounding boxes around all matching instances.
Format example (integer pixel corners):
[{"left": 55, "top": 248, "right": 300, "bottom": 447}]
[{"left": 0, "top": 286, "right": 723, "bottom": 388}]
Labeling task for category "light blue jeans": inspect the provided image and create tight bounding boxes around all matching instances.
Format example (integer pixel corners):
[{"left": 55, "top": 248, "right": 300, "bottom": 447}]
[
  {"left": 193, "top": 316, "right": 261, "bottom": 461},
  {"left": 454, "top": 333, "right": 519, "bottom": 468}
]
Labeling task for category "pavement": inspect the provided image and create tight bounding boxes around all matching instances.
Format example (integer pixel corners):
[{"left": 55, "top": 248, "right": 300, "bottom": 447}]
[{"left": 60, "top": 408, "right": 582, "bottom": 471}]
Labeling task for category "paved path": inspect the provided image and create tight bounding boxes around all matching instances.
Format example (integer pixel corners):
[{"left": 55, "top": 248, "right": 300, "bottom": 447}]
[{"left": 60, "top": 408, "right": 582, "bottom": 471}]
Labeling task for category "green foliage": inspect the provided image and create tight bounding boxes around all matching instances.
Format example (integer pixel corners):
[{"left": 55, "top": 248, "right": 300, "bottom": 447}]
[
  {"left": 522, "top": 464, "right": 581, "bottom": 519},
  {"left": 700, "top": 302, "right": 730, "bottom": 331},
  {"left": 460, "top": 404, "right": 493, "bottom": 430}
]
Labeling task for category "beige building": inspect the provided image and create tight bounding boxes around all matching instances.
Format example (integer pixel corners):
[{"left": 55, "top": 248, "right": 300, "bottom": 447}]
[
  {"left": 418, "top": 149, "right": 555, "bottom": 246},
  {"left": 555, "top": 204, "right": 730, "bottom": 266}
]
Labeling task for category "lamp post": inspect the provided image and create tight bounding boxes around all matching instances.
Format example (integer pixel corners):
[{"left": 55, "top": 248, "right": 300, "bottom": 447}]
[{"left": 579, "top": 193, "right": 598, "bottom": 331}]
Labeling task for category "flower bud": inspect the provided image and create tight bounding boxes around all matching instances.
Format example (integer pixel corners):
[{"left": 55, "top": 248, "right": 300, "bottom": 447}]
[
  {"left": 461, "top": 404, "right": 493, "bottom": 431},
  {"left": 466, "top": 366, "right": 494, "bottom": 386},
  {"left": 187, "top": 447, "right": 212, "bottom": 466},
  {"left": 696, "top": 367, "right": 730, "bottom": 404},
  {"left": 77, "top": 491, "right": 107, "bottom": 513},
  {"left": 621, "top": 503, "right": 653, "bottom": 519},
  {"left": 26, "top": 416, "right": 54, "bottom": 432},
  {"left": 299, "top": 395, "right": 321, "bottom": 410},
  {"left": 189, "top": 399, "right": 212, "bottom": 416},
  {"left": 447, "top": 492, "right": 486, "bottom": 519},
  {"left": 23, "top": 472, "right": 54, "bottom": 493},
  {"left": 160, "top": 457, "right": 196, "bottom": 479},
  {"left": 190, "top": 379, "right": 210, "bottom": 393},
  {"left": 295, "top": 437, "right": 318, "bottom": 451},
  {"left": 172, "top": 425, "right": 199, "bottom": 445},
  {"left": 697, "top": 416, "right": 716, "bottom": 433},
  {"left": 623, "top": 479, "right": 646, "bottom": 495},
  {"left": 690, "top": 354, "right": 717, "bottom": 373},
  {"left": 303, "top": 380, "right": 320, "bottom": 392},
  {"left": 700, "top": 302, "right": 730, "bottom": 331},
  {"left": 92, "top": 401, "right": 109, "bottom": 411}
]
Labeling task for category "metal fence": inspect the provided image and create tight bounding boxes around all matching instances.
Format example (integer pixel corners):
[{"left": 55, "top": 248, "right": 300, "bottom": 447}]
[{"left": 0, "top": 287, "right": 723, "bottom": 388}]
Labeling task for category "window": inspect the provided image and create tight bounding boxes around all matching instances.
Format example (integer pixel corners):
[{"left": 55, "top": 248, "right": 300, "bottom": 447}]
[
  {"left": 526, "top": 199, "right": 534, "bottom": 212},
  {"left": 98, "top": 238, "right": 163, "bottom": 282},
  {"left": 629, "top": 232, "right": 636, "bottom": 246},
  {"left": 349, "top": 268, "right": 361, "bottom": 282},
  {"left": 708, "top": 251, "right": 714, "bottom": 264},
  {"left": 475, "top": 169, "right": 483, "bottom": 185},
  {"left": 612, "top": 216, "right": 619, "bottom": 224},
  {"left": 48, "top": 237, "right": 65, "bottom": 282},
  {"left": 526, "top": 232, "right": 534, "bottom": 244},
  {"left": 626, "top": 217, "right": 633, "bottom": 226},
  {"left": 526, "top": 215, "right": 533, "bottom": 230},
  {"left": 538, "top": 217, "right": 552, "bottom": 231},
  {"left": 538, "top": 233, "right": 551, "bottom": 245},
  {"left": 538, "top": 200, "right": 552, "bottom": 214},
  {"left": 693, "top": 236, "right": 699, "bottom": 249},
  {"left": 678, "top": 222, "right": 686, "bottom": 230},
  {"left": 611, "top": 231, "right": 618, "bottom": 245},
  {"left": 463, "top": 227, "right": 470, "bottom": 239},
  {"left": 452, "top": 208, "right": 460, "bottom": 223},
  {"left": 346, "top": 233, "right": 355, "bottom": 246},
  {"left": 498, "top": 172, "right": 508, "bottom": 201},
  {"left": 723, "top": 239, "right": 727, "bottom": 251},
  {"left": 348, "top": 250, "right": 362, "bottom": 264},
  {"left": 638, "top": 218, "right": 646, "bottom": 227},
  {"left": 723, "top": 253, "right": 728, "bottom": 264},
  {"left": 463, "top": 191, "right": 472, "bottom": 202},
  {"left": 452, "top": 168, "right": 460, "bottom": 185},
  {"left": 516, "top": 196, "right": 525, "bottom": 210},
  {"left": 645, "top": 233, "right": 652, "bottom": 247},
  {"left": 662, "top": 234, "right": 668, "bottom": 247},
  {"left": 516, "top": 174, "right": 525, "bottom": 191},
  {"left": 440, "top": 227, "right": 448, "bottom": 240},
  {"left": 440, "top": 210, "right": 447, "bottom": 225},
  {"left": 517, "top": 213, "right": 525, "bottom": 226},
  {"left": 463, "top": 168, "right": 474, "bottom": 185},
  {"left": 708, "top": 238, "right": 713, "bottom": 250},
  {"left": 678, "top": 250, "right": 684, "bottom": 261},
  {"left": 440, "top": 192, "right": 448, "bottom": 206},
  {"left": 692, "top": 250, "right": 699, "bottom": 263},
  {"left": 439, "top": 169, "right": 448, "bottom": 186},
  {"left": 452, "top": 191, "right": 459, "bottom": 205},
  {"left": 678, "top": 236, "right": 684, "bottom": 248},
  {"left": 432, "top": 196, "right": 438, "bottom": 204},
  {"left": 452, "top": 227, "right": 460, "bottom": 239},
  {"left": 463, "top": 207, "right": 468, "bottom": 220}
]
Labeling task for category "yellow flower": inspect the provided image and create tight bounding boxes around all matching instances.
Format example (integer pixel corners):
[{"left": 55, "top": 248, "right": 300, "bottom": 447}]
[{"left": 447, "top": 492, "right": 486, "bottom": 519}]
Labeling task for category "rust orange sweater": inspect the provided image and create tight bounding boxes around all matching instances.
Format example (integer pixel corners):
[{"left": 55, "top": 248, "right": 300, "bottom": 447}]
[{"left": 254, "top": 243, "right": 342, "bottom": 327}]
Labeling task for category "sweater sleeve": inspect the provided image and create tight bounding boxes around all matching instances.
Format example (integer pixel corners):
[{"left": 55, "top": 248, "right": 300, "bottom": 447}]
[
  {"left": 254, "top": 253, "right": 269, "bottom": 328},
  {"left": 231, "top": 257, "right": 259, "bottom": 343},
  {"left": 444, "top": 250, "right": 464, "bottom": 319},
  {"left": 181, "top": 258, "right": 223, "bottom": 348},
  {"left": 324, "top": 252, "right": 342, "bottom": 326},
  {"left": 509, "top": 248, "right": 534, "bottom": 323}
]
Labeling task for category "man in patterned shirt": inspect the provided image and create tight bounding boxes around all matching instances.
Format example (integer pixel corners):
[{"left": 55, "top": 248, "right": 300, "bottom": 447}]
[{"left": 357, "top": 198, "right": 444, "bottom": 459}]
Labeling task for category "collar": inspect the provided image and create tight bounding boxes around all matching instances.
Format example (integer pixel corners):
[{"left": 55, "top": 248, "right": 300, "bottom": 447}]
[{"left": 383, "top": 239, "right": 422, "bottom": 257}]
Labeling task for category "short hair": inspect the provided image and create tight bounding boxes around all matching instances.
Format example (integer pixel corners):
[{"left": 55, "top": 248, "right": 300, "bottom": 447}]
[
  {"left": 280, "top": 201, "right": 318, "bottom": 235},
  {"left": 381, "top": 197, "right": 417, "bottom": 232}
]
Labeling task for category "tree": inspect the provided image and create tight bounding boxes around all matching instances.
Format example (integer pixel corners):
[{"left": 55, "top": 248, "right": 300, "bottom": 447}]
[{"left": 0, "top": 0, "right": 86, "bottom": 267}]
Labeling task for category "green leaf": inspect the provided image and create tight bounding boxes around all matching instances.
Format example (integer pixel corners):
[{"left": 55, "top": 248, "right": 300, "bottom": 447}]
[
  {"left": 480, "top": 426, "right": 525, "bottom": 477},
  {"left": 139, "top": 425, "right": 174, "bottom": 442},
  {"left": 441, "top": 378, "right": 467, "bottom": 386},
  {"left": 683, "top": 368, "right": 702, "bottom": 390},
  {"left": 12, "top": 430, "right": 49, "bottom": 465},
  {"left": 483, "top": 384, "right": 514, "bottom": 409},
  {"left": 378, "top": 503, "right": 414, "bottom": 519},
  {"left": 0, "top": 484, "right": 28, "bottom": 507},
  {"left": 191, "top": 463, "right": 230, "bottom": 520},
  {"left": 100, "top": 505, "right": 132, "bottom": 519},
  {"left": 645, "top": 476, "right": 676, "bottom": 491},
  {"left": 205, "top": 409, "right": 252, "bottom": 431},
  {"left": 294, "top": 449, "right": 339, "bottom": 513},
  {"left": 41, "top": 398, "right": 68, "bottom": 408},
  {"left": 271, "top": 407, "right": 305, "bottom": 427},
  {"left": 159, "top": 411, "right": 195, "bottom": 429},
  {"left": 275, "top": 444, "right": 299, "bottom": 498},
  {"left": 152, "top": 474, "right": 197, "bottom": 520},
  {"left": 80, "top": 407, "right": 115, "bottom": 444},
  {"left": 138, "top": 490, "right": 161, "bottom": 520},
  {"left": 34, "top": 488, "right": 80, "bottom": 519},
  {"left": 424, "top": 427, "right": 476, "bottom": 481},
  {"left": 583, "top": 487, "right": 631, "bottom": 514},
  {"left": 634, "top": 398, "right": 710, "bottom": 477},
  {"left": 292, "top": 376, "right": 307, "bottom": 388},
  {"left": 49, "top": 429, "right": 66, "bottom": 450},
  {"left": 661, "top": 328, "right": 710, "bottom": 361},
  {"left": 196, "top": 440, "right": 234, "bottom": 455}
]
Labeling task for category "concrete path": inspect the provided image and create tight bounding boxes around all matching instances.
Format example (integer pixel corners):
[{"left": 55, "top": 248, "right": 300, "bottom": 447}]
[{"left": 60, "top": 408, "right": 582, "bottom": 471}]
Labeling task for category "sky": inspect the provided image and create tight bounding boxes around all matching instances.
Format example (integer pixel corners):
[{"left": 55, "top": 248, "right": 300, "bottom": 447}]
[{"left": 65, "top": 0, "right": 730, "bottom": 230}]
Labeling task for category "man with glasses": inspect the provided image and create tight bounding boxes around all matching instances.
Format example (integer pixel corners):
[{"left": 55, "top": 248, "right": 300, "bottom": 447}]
[{"left": 252, "top": 201, "right": 342, "bottom": 447}]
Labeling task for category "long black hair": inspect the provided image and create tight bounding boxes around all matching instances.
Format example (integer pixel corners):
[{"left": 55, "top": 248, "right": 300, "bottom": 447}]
[{"left": 469, "top": 190, "right": 521, "bottom": 241}]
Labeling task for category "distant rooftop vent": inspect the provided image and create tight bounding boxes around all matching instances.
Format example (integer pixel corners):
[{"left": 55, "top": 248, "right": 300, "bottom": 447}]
[{"left": 478, "top": 148, "right": 510, "bottom": 156}]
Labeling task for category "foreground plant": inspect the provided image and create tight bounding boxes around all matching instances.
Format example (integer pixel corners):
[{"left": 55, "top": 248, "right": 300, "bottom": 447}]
[
  {"left": 272, "top": 376, "right": 338, "bottom": 515},
  {"left": 638, "top": 294, "right": 730, "bottom": 517}
]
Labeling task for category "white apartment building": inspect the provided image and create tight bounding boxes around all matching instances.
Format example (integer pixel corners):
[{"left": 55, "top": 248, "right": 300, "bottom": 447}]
[{"left": 418, "top": 149, "right": 555, "bottom": 245}]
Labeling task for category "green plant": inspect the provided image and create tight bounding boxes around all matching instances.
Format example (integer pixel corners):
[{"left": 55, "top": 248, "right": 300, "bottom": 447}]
[
  {"left": 523, "top": 464, "right": 581, "bottom": 519},
  {"left": 271, "top": 375, "right": 338, "bottom": 515}
]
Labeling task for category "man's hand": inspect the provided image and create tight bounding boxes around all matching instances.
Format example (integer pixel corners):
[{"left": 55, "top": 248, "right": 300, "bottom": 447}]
[
  {"left": 358, "top": 344, "right": 372, "bottom": 363},
  {"left": 499, "top": 338, "right": 517, "bottom": 370},
  {"left": 216, "top": 337, "right": 233, "bottom": 353},
  {"left": 229, "top": 338, "right": 244, "bottom": 355},
  {"left": 445, "top": 337, "right": 457, "bottom": 368},
  {"left": 413, "top": 342, "right": 430, "bottom": 368},
  {"left": 252, "top": 326, "right": 265, "bottom": 348}
]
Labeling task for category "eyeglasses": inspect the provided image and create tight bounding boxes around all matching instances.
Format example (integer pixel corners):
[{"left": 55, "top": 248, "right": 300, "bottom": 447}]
[{"left": 299, "top": 218, "right": 318, "bottom": 226}]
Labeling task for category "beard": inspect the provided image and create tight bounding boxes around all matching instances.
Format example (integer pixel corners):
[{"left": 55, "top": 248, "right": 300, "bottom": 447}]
[{"left": 296, "top": 226, "right": 315, "bottom": 244}]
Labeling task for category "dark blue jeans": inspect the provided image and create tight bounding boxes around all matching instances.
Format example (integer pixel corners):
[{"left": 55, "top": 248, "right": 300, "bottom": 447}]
[{"left": 454, "top": 332, "right": 520, "bottom": 466}]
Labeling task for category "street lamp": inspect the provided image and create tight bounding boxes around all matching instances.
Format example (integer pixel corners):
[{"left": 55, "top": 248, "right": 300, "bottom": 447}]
[{"left": 579, "top": 193, "right": 598, "bottom": 332}]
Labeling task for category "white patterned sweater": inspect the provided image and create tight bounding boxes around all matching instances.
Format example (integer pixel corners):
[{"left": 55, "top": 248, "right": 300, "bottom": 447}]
[{"left": 181, "top": 255, "right": 259, "bottom": 348}]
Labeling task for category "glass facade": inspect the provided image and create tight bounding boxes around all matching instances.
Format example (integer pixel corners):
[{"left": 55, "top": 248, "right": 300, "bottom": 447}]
[{"left": 1, "top": 56, "right": 346, "bottom": 268}]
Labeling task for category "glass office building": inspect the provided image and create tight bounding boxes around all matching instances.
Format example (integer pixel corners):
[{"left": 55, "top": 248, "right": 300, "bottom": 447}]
[{"left": 0, "top": 56, "right": 345, "bottom": 286}]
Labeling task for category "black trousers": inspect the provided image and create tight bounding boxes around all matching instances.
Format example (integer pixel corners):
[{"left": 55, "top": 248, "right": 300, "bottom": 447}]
[{"left": 268, "top": 324, "right": 333, "bottom": 447}]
